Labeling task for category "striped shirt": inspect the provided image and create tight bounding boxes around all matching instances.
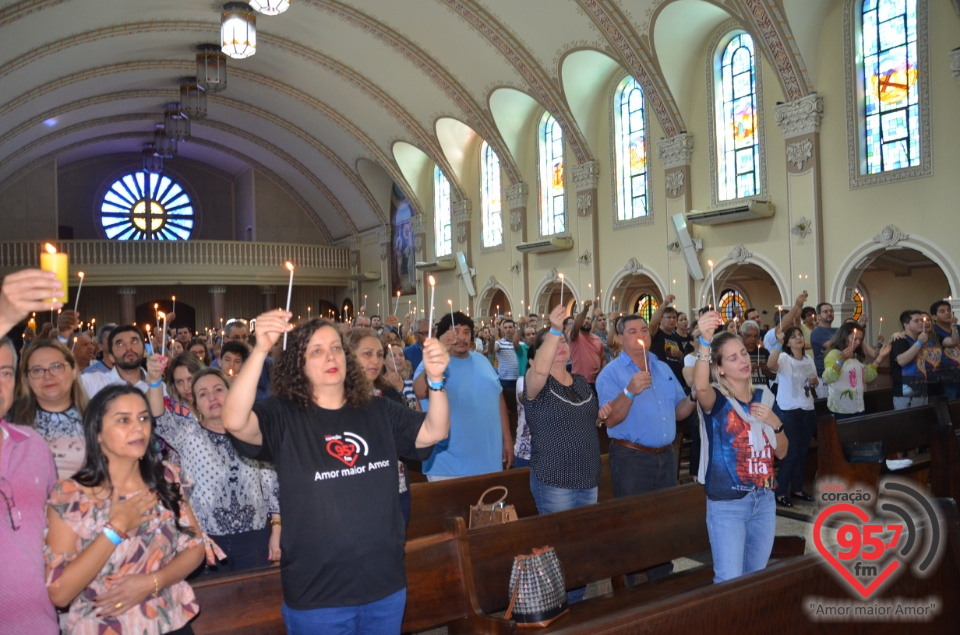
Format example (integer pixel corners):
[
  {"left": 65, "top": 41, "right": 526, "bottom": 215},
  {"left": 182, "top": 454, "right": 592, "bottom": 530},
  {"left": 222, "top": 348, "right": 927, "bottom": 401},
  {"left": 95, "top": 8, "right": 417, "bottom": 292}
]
[{"left": 496, "top": 338, "right": 519, "bottom": 381}]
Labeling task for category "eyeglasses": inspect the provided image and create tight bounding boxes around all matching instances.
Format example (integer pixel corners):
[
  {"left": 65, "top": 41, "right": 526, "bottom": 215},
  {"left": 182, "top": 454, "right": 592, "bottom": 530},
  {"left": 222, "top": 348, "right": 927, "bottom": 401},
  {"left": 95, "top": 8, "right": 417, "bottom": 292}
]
[
  {"left": 27, "top": 362, "right": 67, "bottom": 379},
  {"left": 415, "top": 331, "right": 429, "bottom": 337},
  {"left": 0, "top": 477, "right": 21, "bottom": 531}
]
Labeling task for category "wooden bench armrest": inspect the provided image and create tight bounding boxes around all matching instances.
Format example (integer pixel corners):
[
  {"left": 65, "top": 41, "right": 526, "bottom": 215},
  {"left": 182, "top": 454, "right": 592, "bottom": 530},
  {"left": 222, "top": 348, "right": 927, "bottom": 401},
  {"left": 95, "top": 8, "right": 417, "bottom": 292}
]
[
  {"left": 770, "top": 535, "right": 806, "bottom": 559},
  {"left": 447, "top": 614, "right": 515, "bottom": 635}
]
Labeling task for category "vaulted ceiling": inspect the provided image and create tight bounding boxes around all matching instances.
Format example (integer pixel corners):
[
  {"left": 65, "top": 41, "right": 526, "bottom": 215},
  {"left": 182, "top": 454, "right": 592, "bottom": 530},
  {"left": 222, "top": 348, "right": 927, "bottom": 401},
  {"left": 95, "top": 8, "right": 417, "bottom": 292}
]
[{"left": 0, "top": 0, "right": 834, "bottom": 242}]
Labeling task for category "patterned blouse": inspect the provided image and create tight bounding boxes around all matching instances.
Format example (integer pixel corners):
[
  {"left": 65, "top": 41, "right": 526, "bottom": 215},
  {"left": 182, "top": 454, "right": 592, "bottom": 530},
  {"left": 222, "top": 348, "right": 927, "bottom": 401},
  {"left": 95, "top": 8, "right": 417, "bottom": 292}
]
[
  {"left": 31, "top": 407, "right": 85, "bottom": 479},
  {"left": 155, "top": 412, "right": 279, "bottom": 536},
  {"left": 45, "top": 463, "right": 203, "bottom": 635}
]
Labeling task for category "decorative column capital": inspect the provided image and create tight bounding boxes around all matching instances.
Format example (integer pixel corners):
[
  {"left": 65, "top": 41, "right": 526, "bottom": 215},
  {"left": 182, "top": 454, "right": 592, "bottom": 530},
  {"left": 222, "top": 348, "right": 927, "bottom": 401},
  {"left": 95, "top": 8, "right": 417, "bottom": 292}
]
[
  {"left": 208, "top": 286, "right": 226, "bottom": 295},
  {"left": 656, "top": 133, "right": 694, "bottom": 169},
  {"left": 117, "top": 287, "right": 137, "bottom": 296},
  {"left": 775, "top": 94, "right": 824, "bottom": 139},
  {"left": 451, "top": 198, "right": 471, "bottom": 223},
  {"left": 505, "top": 182, "right": 529, "bottom": 210},
  {"left": 570, "top": 160, "right": 600, "bottom": 192}
]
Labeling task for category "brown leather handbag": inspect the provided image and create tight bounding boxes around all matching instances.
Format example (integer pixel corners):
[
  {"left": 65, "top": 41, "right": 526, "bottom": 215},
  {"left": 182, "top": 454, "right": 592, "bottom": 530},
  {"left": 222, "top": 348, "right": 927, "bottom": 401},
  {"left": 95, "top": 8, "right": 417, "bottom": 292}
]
[{"left": 468, "top": 486, "right": 518, "bottom": 528}]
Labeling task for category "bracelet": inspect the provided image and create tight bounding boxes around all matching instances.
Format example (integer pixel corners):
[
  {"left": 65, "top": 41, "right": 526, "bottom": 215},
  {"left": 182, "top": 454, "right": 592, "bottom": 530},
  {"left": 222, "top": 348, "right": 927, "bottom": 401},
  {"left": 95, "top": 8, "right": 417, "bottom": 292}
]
[
  {"left": 148, "top": 379, "right": 163, "bottom": 389},
  {"left": 549, "top": 328, "right": 563, "bottom": 337},
  {"left": 774, "top": 425, "right": 785, "bottom": 434},
  {"left": 269, "top": 516, "right": 282, "bottom": 527},
  {"left": 774, "top": 344, "right": 783, "bottom": 351},
  {"left": 913, "top": 340, "right": 922, "bottom": 347},
  {"left": 427, "top": 377, "right": 446, "bottom": 391},
  {"left": 102, "top": 524, "right": 124, "bottom": 546},
  {"left": 152, "top": 574, "right": 160, "bottom": 600},
  {"left": 623, "top": 387, "right": 636, "bottom": 399},
  {"left": 696, "top": 352, "right": 712, "bottom": 363},
  {"left": 699, "top": 335, "right": 712, "bottom": 348}
]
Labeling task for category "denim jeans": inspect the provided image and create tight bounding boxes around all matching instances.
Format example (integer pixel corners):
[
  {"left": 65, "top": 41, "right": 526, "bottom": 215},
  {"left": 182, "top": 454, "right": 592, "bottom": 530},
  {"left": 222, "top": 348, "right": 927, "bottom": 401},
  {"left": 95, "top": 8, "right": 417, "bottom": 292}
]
[
  {"left": 529, "top": 470, "right": 596, "bottom": 603},
  {"left": 706, "top": 489, "right": 775, "bottom": 583},
  {"left": 775, "top": 408, "right": 815, "bottom": 496},
  {"left": 893, "top": 395, "right": 928, "bottom": 410},
  {"left": 609, "top": 442, "right": 677, "bottom": 498},
  {"left": 281, "top": 588, "right": 406, "bottom": 635}
]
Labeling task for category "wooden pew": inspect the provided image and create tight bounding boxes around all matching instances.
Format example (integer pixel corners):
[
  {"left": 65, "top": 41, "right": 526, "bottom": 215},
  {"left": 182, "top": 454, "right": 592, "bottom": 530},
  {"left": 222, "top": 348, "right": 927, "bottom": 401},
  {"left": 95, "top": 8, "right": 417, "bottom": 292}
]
[
  {"left": 407, "top": 456, "right": 613, "bottom": 540},
  {"left": 460, "top": 484, "right": 805, "bottom": 633},
  {"left": 816, "top": 404, "right": 950, "bottom": 503},
  {"left": 930, "top": 401, "right": 960, "bottom": 500}
]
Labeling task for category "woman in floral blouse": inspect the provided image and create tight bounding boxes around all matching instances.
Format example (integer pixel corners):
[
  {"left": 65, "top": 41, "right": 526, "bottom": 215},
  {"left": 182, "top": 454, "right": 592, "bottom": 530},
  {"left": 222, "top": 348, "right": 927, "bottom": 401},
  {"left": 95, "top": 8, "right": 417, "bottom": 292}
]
[{"left": 45, "top": 384, "right": 205, "bottom": 634}]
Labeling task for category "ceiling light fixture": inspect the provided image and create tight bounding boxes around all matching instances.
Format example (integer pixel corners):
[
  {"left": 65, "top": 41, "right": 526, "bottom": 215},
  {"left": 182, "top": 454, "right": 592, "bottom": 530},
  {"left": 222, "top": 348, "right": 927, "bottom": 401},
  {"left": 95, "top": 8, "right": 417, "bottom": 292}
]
[
  {"left": 164, "top": 103, "right": 190, "bottom": 141},
  {"left": 248, "top": 1, "right": 290, "bottom": 16},
  {"left": 196, "top": 44, "right": 227, "bottom": 93},
  {"left": 142, "top": 144, "right": 163, "bottom": 174},
  {"left": 154, "top": 124, "right": 177, "bottom": 159},
  {"left": 222, "top": 2, "right": 257, "bottom": 59},
  {"left": 180, "top": 78, "right": 207, "bottom": 119}
]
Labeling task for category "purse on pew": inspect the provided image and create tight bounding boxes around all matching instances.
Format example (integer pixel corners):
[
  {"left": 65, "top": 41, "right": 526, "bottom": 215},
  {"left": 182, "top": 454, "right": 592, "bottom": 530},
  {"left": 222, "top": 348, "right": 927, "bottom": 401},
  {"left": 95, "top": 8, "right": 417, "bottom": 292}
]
[
  {"left": 505, "top": 546, "right": 569, "bottom": 627},
  {"left": 844, "top": 441, "right": 885, "bottom": 463},
  {"left": 469, "top": 486, "right": 518, "bottom": 528}
]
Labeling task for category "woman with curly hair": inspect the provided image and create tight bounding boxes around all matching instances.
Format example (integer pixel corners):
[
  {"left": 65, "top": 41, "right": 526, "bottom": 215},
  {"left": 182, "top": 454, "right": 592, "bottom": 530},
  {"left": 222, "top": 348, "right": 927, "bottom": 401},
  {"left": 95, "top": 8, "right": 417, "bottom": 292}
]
[
  {"left": 44, "top": 384, "right": 206, "bottom": 634},
  {"left": 12, "top": 340, "right": 88, "bottom": 478},
  {"left": 222, "top": 311, "right": 450, "bottom": 634}
]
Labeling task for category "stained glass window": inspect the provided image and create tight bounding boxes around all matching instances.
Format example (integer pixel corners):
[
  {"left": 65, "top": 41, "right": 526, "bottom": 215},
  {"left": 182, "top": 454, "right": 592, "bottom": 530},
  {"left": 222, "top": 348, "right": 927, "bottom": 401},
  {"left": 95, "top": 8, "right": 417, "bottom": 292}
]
[
  {"left": 100, "top": 171, "right": 194, "bottom": 240},
  {"left": 614, "top": 76, "right": 649, "bottom": 221},
  {"left": 716, "top": 33, "right": 760, "bottom": 201},
  {"left": 635, "top": 294, "right": 658, "bottom": 322},
  {"left": 538, "top": 113, "right": 565, "bottom": 236},
  {"left": 852, "top": 288, "right": 864, "bottom": 322},
  {"left": 434, "top": 166, "right": 452, "bottom": 258},
  {"left": 861, "top": 0, "right": 919, "bottom": 174},
  {"left": 718, "top": 289, "right": 747, "bottom": 322},
  {"left": 481, "top": 142, "right": 503, "bottom": 247}
]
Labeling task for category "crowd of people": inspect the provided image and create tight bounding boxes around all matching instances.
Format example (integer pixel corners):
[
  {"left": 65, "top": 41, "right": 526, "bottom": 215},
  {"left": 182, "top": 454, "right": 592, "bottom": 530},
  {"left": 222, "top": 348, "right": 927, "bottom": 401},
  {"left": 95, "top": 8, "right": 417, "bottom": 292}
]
[{"left": 1, "top": 264, "right": 957, "bottom": 632}]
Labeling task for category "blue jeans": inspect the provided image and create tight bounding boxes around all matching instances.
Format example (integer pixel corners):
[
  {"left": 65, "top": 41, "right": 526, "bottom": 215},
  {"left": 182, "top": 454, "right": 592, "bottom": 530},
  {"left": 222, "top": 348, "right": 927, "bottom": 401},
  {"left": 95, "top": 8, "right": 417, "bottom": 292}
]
[
  {"left": 706, "top": 489, "right": 775, "bottom": 583},
  {"left": 775, "top": 408, "right": 815, "bottom": 496},
  {"left": 282, "top": 588, "right": 406, "bottom": 635},
  {"left": 529, "top": 470, "right": 596, "bottom": 603}
]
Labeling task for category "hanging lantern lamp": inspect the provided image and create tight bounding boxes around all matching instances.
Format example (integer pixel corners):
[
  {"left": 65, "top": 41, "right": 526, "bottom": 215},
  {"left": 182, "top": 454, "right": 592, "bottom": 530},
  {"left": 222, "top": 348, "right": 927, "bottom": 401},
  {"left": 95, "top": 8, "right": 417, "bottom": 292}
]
[
  {"left": 249, "top": 1, "right": 290, "bottom": 16},
  {"left": 196, "top": 44, "right": 227, "bottom": 93},
  {"left": 221, "top": 2, "right": 257, "bottom": 59}
]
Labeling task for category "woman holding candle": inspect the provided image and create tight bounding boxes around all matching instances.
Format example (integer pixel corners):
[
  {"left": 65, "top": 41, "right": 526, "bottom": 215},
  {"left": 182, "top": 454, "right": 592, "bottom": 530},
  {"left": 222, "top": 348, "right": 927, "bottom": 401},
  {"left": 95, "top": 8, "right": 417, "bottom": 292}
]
[
  {"left": 692, "top": 310, "right": 788, "bottom": 583},
  {"left": 221, "top": 311, "right": 450, "bottom": 633},
  {"left": 766, "top": 326, "right": 819, "bottom": 507},
  {"left": 44, "top": 384, "right": 206, "bottom": 635},
  {"left": 12, "top": 340, "right": 88, "bottom": 479},
  {"left": 822, "top": 321, "right": 892, "bottom": 418}
]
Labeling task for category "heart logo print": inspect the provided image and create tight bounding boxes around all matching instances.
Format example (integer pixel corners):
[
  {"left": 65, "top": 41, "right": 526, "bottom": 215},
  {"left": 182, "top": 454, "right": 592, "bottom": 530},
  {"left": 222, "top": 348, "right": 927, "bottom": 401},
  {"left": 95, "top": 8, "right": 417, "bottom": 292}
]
[
  {"left": 813, "top": 503, "right": 901, "bottom": 599},
  {"left": 326, "top": 438, "right": 359, "bottom": 467}
]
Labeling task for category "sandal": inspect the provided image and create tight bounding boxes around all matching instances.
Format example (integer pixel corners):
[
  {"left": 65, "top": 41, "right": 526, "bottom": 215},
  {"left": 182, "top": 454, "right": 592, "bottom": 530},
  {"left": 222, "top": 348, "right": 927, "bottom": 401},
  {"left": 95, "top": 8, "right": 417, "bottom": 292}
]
[
  {"left": 776, "top": 496, "right": 793, "bottom": 508},
  {"left": 792, "top": 491, "right": 814, "bottom": 502}
]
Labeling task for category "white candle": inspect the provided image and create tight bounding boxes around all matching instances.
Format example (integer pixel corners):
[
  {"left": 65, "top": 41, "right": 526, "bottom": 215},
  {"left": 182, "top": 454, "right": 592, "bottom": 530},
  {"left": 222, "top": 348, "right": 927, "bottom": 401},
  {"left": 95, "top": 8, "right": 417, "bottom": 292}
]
[
  {"left": 283, "top": 261, "right": 295, "bottom": 350},
  {"left": 394, "top": 291, "right": 401, "bottom": 316},
  {"left": 707, "top": 260, "right": 716, "bottom": 310},
  {"left": 427, "top": 276, "right": 436, "bottom": 339},
  {"left": 159, "top": 312, "right": 167, "bottom": 357},
  {"left": 639, "top": 338, "right": 648, "bottom": 370},
  {"left": 878, "top": 317, "right": 883, "bottom": 339},
  {"left": 73, "top": 272, "right": 85, "bottom": 313},
  {"left": 171, "top": 295, "right": 176, "bottom": 314},
  {"left": 559, "top": 273, "right": 565, "bottom": 309},
  {"left": 448, "top": 299, "right": 455, "bottom": 328}
]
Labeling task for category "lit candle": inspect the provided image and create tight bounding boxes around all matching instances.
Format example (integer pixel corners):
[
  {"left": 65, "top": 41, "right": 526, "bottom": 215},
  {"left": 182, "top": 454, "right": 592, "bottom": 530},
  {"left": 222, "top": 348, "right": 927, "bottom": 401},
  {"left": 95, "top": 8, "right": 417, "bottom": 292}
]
[
  {"left": 639, "top": 338, "right": 648, "bottom": 370},
  {"left": 394, "top": 290, "right": 401, "bottom": 316},
  {"left": 308, "top": 306, "right": 312, "bottom": 319},
  {"left": 427, "top": 276, "right": 436, "bottom": 339},
  {"left": 878, "top": 317, "right": 883, "bottom": 340},
  {"left": 73, "top": 272, "right": 85, "bottom": 313},
  {"left": 448, "top": 299, "right": 455, "bottom": 328},
  {"left": 40, "top": 243, "right": 68, "bottom": 303},
  {"left": 159, "top": 311, "right": 167, "bottom": 357},
  {"left": 343, "top": 304, "right": 349, "bottom": 320},
  {"left": 172, "top": 295, "right": 176, "bottom": 314},
  {"left": 558, "top": 273, "right": 565, "bottom": 308},
  {"left": 363, "top": 294, "right": 367, "bottom": 314},
  {"left": 707, "top": 260, "right": 716, "bottom": 310},
  {"left": 283, "top": 261, "right": 295, "bottom": 350}
]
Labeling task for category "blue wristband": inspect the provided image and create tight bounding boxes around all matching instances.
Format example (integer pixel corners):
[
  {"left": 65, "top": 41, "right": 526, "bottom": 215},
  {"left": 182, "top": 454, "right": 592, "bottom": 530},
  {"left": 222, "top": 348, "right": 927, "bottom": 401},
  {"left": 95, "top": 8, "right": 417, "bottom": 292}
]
[
  {"left": 699, "top": 335, "right": 712, "bottom": 348},
  {"left": 774, "top": 344, "right": 783, "bottom": 351},
  {"left": 102, "top": 526, "right": 123, "bottom": 546},
  {"left": 913, "top": 340, "right": 922, "bottom": 347},
  {"left": 549, "top": 328, "right": 563, "bottom": 337},
  {"left": 427, "top": 378, "right": 446, "bottom": 391},
  {"left": 623, "top": 387, "right": 636, "bottom": 399},
  {"left": 148, "top": 379, "right": 163, "bottom": 389}
]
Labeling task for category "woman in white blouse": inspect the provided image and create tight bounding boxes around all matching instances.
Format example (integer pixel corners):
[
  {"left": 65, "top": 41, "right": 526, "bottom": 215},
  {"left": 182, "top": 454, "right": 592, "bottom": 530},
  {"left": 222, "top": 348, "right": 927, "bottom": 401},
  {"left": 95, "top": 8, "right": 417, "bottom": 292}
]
[{"left": 150, "top": 365, "right": 280, "bottom": 573}]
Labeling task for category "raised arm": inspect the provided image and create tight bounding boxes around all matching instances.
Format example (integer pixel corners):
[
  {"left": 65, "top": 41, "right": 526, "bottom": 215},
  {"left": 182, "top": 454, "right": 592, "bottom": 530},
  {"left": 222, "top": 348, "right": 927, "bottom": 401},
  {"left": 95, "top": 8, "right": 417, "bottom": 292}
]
[
  {"left": 525, "top": 304, "right": 565, "bottom": 401},
  {"left": 648, "top": 294, "right": 676, "bottom": 337},
  {"left": 416, "top": 337, "right": 451, "bottom": 447},
  {"left": 778, "top": 291, "right": 808, "bottom": 330},
  {"left": 0, "top": 269, "right": 64, "bottom": 337},
  {"left": 222, "top": 309, "right": 290, "bottom": 445},
  {"left": 569, "top": 300, "right": 592, "bottom": 342},
  {"left": 694, "top": 311, "right": 722, "bottom": 413}
]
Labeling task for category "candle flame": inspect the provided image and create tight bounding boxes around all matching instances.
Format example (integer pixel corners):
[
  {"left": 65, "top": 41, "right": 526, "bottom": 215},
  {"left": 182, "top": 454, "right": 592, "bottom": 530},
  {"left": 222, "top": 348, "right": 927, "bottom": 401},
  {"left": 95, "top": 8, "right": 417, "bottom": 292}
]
[
  {"left": 558, "top": 273, "right": 564, "bottom": 280},
  {"left": 158, "top": 311, "right": 165, "bottom": 319},
  {"left": 397, "top": 291, "right": 401, "bottom": 297},
  {"left": 145, "top": 324, "right": 150, "bottom": 332},
  {"left": 171, "top": 295, "right": 175, "bottom": 301},
  {"left": 428, "top": 275, "right": 436, "bottom": 287},
  {"left": 707, "top": 260, "right": 714, "bottom": 268},
  {"left": 78, "top": 271, "right": 85, "bottom": 279},
  {"left": 447, "top": 300, "right": 453, "bottom": 306},
  {"left": 44, "top": 243, "right": 57, "bottom": 254},
  {"left": 285, "top": 261, "right": 294, "bottom": 271}
]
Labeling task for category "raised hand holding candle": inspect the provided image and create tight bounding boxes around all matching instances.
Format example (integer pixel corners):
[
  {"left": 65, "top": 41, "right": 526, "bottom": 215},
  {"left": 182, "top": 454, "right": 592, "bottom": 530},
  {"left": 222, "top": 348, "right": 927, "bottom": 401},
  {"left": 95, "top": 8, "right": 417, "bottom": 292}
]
[
  {"left": 283, "top": 261, "right": 295, "bottom": 350},
  {"left": 427, "top": 276, "right": 436, "bottom": 339},
  {"left": 40, "top": 243, "right": 68, "bottom": 303},
  {"left": 73, "top": 272, "right": 85, "bottom": 313}
]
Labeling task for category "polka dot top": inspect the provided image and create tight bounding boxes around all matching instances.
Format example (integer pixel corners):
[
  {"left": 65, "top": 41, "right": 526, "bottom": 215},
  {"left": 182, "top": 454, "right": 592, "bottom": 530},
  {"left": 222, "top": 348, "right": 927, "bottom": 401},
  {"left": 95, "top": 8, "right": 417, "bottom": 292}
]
[{"left": 523, "top": 373, "right": 602, "bottom": 489}]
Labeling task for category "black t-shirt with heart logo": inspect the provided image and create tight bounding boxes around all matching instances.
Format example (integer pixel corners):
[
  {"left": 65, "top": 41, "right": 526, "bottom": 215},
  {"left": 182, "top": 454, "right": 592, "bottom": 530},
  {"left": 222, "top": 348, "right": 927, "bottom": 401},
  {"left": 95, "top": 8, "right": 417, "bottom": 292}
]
[{"left": 231, "top": 395, "right": 430, "bottom": 609}]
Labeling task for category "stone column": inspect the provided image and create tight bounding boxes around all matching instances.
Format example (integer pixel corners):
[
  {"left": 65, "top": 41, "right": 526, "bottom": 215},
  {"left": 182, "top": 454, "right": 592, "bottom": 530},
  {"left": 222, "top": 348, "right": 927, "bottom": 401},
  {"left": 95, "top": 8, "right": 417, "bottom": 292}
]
[
  {"left": 409, "top": 214, "right": 426, "bottom": 318},
  {"left": 260, "top": 286, "right": 277, "bottom": 312},
  {"left": 656, "top": 133, "right": 695, "bottom": 308},
  {"left": 505, "top": 182, "right": 529, "bottom": 313},
  {"left": 570, "top": 161, "right": 600, "bottom": 309},
  {"left": 209, "top": 286, "right": 226, "bottom": 331},
  {"left": 775, "top": 94, "right": 824, "bottom": 303},
  {"left": 118, "top": 287, "right": 137, "bottom": 325}
]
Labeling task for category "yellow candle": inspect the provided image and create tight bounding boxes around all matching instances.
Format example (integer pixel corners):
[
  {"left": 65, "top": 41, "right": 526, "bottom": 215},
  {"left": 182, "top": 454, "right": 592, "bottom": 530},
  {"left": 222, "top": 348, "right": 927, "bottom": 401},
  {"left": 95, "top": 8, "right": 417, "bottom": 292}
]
[{"left": 40, "top": 243, "right": 68, "bottom": 303}]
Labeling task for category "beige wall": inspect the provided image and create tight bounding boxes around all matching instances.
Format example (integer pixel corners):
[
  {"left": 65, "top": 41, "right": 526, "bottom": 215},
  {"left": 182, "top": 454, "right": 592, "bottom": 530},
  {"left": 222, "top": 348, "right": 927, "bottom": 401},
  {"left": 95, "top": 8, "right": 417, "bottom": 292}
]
[
  {"left": 0, "top": 158, "right": 58, "bottom": 240},
  {"left": 253, "top": 172, "right": 327, "bottom": 244}
]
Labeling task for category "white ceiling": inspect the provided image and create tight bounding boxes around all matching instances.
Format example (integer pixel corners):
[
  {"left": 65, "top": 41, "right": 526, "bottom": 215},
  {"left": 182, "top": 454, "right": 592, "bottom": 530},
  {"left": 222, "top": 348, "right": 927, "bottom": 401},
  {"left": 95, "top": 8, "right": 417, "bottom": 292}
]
[{"left": 0, "top": 0, "right": 833, "bottom": 241}]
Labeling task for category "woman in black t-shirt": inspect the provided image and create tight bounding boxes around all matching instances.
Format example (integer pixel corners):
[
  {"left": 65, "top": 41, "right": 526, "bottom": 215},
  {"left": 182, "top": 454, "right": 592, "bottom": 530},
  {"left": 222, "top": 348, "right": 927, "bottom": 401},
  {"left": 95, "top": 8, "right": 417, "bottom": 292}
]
[{"left": 222, "top": 311, "right": 451, "bottom": 634}]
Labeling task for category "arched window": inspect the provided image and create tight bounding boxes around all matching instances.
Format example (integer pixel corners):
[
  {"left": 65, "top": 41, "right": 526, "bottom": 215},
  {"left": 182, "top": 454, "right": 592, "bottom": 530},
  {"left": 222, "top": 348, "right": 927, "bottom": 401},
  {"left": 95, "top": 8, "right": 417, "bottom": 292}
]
[
  {"left": 434, "top": 166, "right": 452, "bottom": 258},
  {"left": 718, "top": 289, "right": 747, "bottom": 322},
  {"left": 713, "top": 31, "right": 762, "bottom": 203},
  {"left": 852, "top": 288, "right": 864, "bottom": 323},
  {"left": 613, "top": 76, "right": 649, "bottom": 222},
  {"left": 845, "top": 0, "right": 929, "bottom": 187},
  {"left": 634, "top": 294, "right": 659, "bottom": 322},
  {"left": 538, "top": 112, "right": 565, "bottom": 236},
  {"left": 480, "top": 142, "right": 503, "bottom": 248},
  {"left": 100, "top": 171, "right": 194, "bottom": 240}
]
